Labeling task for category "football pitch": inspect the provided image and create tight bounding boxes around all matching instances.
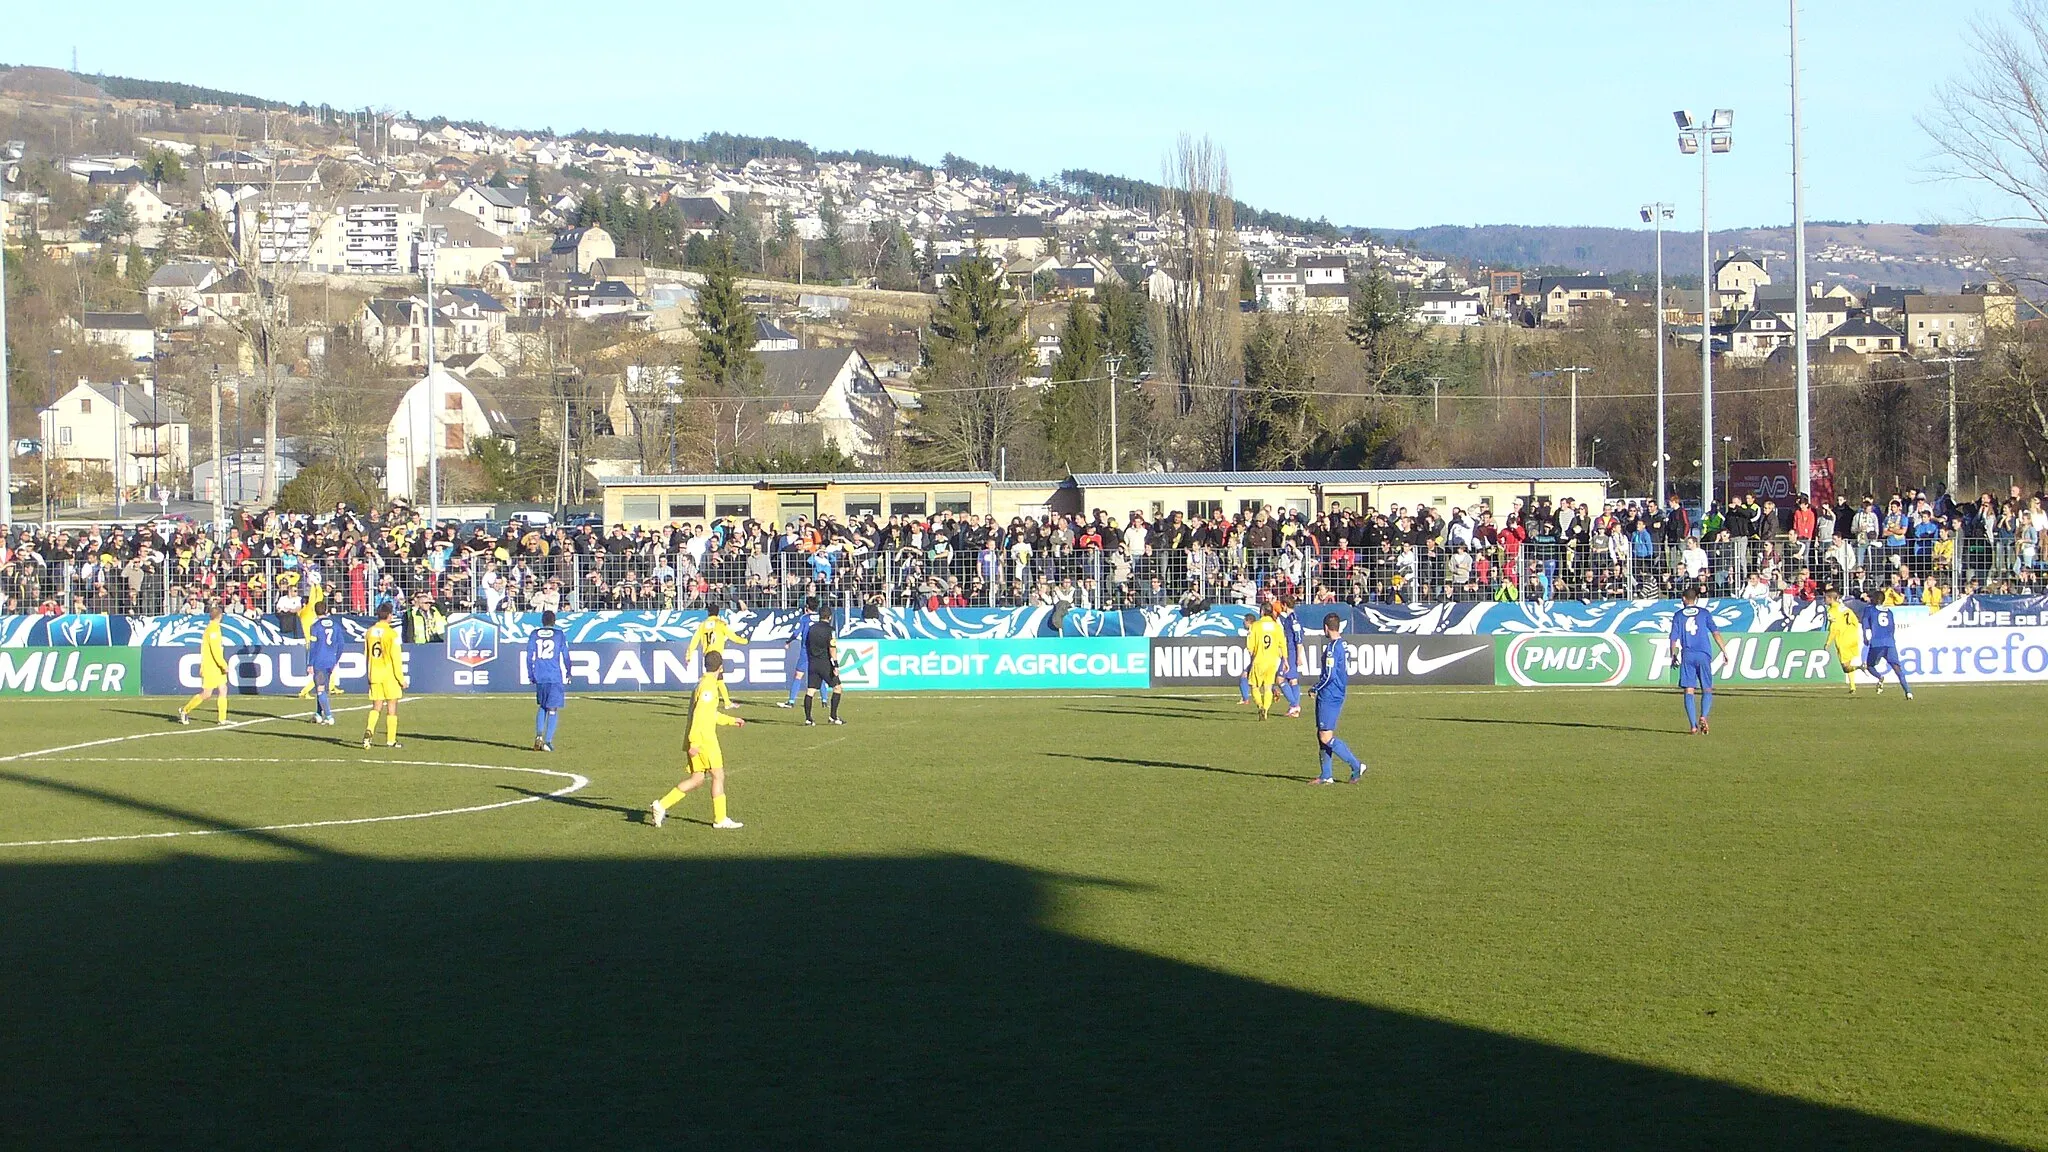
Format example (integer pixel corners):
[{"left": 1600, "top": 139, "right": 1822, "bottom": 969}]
[{"left": 2, "top": 685, "right": 2043, "bottom": 1149}]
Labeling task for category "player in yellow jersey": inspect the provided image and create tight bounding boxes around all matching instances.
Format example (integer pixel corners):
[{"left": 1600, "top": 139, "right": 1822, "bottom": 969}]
[
  {"left": 295, "top": 578, "right": 329, "bottom": 699},
  {"left": 1245, "top": 600, "right": 1286, "bottom": 720},
  {"left": 361, "top": 602, "right": 407, "bottom": 749},
  {"left": 1824, "top": 587, "right": 1865, "bottom": 694},
  {"left": 650, "top": 651, "right": 747, "bottom": 830},
  {"left": 176, "top": 601, "right": 231, "bottom": 725},
  {"left": 684, "top": 605, "right": 742, "bottom": 709}
]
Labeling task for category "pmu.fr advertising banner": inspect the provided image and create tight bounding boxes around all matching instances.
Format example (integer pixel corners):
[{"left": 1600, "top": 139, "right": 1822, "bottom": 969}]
[
  {"left": 1495, "top": 633, "right": 1840, "bottom": 687},
  {"left": 866, "top": 638, "right": 1151, "bottom": 691},
  {"left": 0, "top": 647, "right": 142, "bottom": 696},
  {"left": 1888, "top": 625, "right": 2048, "bottom": 683},
  {"left": 1148, "top": 635, "right": 1496, "bottom": 687}
]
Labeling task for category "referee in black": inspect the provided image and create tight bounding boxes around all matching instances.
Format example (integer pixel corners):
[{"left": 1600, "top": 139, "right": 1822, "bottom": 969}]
[{"left": 803, "top": 599, "right": 845, "bottom": 726}]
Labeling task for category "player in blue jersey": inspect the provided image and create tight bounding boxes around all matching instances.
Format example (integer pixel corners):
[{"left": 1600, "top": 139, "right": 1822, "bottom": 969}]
[
  {"left": 1850, "top": 595, "right": 1913, "bottom": 699},
  {"left": 777, "top": 597, "right": 816, "bottom": 708},
  {"left": 1311, "top": 612, "right": 1367, "bottom": 783},
  {"left": 1277, "top": 597, "right": 1305, "bottom": 718},
  {"left": 1669, "top": 587, "right": 1728, "bottom": 734},
  {"left": 527, "top": 609, "right": 570, "bottom": 751},
  {"left": 305, "top": 601, "right": 345, "bottom": 726}
]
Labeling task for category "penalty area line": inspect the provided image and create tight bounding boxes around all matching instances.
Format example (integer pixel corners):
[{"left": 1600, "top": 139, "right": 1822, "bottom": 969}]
[{"left": 0, "top": 756, "right": 589, "bottom": 850}]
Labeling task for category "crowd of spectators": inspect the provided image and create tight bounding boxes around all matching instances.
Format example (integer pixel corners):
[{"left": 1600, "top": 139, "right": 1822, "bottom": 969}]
[{"left": 2, "top": 484, "right": 2044, "bottom": 623}]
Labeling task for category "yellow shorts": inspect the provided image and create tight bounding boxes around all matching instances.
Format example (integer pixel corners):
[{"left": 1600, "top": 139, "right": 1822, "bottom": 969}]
[
  {"left": 688, "top": 746, "right": 726, "bottom": 774},
  {"left": 1249, "top": 659, "right": 1281, "bottom": 687},
  {"left": 368, "top": 680, "right": 404, "bottom": 702},
  {"left": 200, "top": 671, "right": 228, "bottom": 691},
  {"left": 1829, "top": 633, "right": 1862, "bottom": 663}
]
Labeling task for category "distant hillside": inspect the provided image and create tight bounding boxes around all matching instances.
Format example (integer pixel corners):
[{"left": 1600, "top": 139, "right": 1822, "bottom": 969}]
[{"left": 1374, "top": 222, "right": 2048, "bottom": 292}]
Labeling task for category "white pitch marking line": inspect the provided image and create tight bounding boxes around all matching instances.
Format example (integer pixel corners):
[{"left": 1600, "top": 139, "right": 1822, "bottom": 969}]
[
  {"left": 0, "top": 700, "right": 386, "bottom": 764},
  {"left": 0, "top": 757, "right": 589, "bottom": 850}
]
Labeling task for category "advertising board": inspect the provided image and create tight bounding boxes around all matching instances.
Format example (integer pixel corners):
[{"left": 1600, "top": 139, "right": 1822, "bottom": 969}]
[
  {"left": 1887, "top": 626, "right": 2048, "bottom": 683},
  {"left": 1496, "top": 633, "right": 1839, "bottom": 687},
  {"left": 138, "top": 641, "right": 795, "bottom": 696},
  {"left": 0, "top": 647, "right": 141, "bottom": 696},
  {"left": 872, "top": 638, "right": 1149, "bottom": 691},
  {"left": 1149, "top": 636, "right": 1495, "bottom": 687}
]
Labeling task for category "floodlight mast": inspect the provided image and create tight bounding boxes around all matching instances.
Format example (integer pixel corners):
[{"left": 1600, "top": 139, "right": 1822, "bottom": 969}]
[{"left": 1675, "top": 108, "right": 1733, "bottom": 516}]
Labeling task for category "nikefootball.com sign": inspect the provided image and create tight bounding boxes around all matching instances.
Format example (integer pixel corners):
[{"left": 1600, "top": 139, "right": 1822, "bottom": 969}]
[{"left": 1147, "top": 636, "right": 1495, "bottom": 687}]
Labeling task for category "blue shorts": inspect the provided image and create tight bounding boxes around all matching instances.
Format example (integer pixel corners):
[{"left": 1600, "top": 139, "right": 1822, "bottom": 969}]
[
  {"left": 1678, "top": 654, "right": 1715, "bottom": 690},
  {"left": 535, "top": 681, "right": 566, "bottom": 710},
  {"left": 1313, "top": 696, "right": 1344, "bottom": 731},
  {"left": 310, "top": 661, "right": 339, "bottom": 684},
  {"left": 1866, "top": 645, "right": 1898, "bottom": 670}
]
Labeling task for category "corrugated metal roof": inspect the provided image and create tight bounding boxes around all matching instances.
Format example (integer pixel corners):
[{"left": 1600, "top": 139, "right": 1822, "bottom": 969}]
[
  {"left": 1071, "top": 468, "right": 1610, "bottom": 487},
  {"left": 601, "top": 472, "right": 997, "bottom": 487}
]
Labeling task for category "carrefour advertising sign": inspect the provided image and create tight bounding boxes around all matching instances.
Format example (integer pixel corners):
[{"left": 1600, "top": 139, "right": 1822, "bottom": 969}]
[
  {"left": 1497, "top": 633, "right": 1840, "bottom": 687},
  {"left": 0, "top": 647, "right": 141, "bottom": 696},
  {"left": 871, "top": 638, "right": 1150, "bottom": 691},
  {"left": 1889, "top": 626, "right": 2048, "bottom": 683}
]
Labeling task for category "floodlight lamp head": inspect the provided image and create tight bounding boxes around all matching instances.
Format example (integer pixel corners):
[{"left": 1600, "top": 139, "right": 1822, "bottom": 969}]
[
  {"left": 1674, "top": 110, "right": 1696, "bottom": 130},
  {"left": 1679, "top": 135, "right": 1700, "bottom": 155},
  {"left": 1711, "top": 134, "right": 1733, "bottom": 154},
  {"left": 1711, "top": 109, "right": 1734, "bottom": 129},
  {"left": 1641, "top": 208, "right": 1653, "bottom": 223}
]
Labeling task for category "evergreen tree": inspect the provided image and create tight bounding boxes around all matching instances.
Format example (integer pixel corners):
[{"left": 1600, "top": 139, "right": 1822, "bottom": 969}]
[
  {"left": 912, "top": 253, "right": 1029, "bottom": 471},
  {"left": 1345, "top": 264, "right": 1435, "bottom": 394},
  {"left": 1040, "top": 298, "right": 1105, "bottom": 471},
  {"left": 693, "top": 239, "right": 758, "bottom": 393},
  {"left": 1237, "top": 313, "right": 1329, "bottom": 469}
]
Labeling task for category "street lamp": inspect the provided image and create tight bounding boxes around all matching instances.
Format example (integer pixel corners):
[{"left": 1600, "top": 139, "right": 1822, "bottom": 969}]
[
  {"left": 0, "top": 140, "right": 20, "bottom": 531},
  {"left": 1590, "top": 436, "right": 1603, "bottom": 470},
  {"left": 1925, "top": 354, "right": 1975, "bottom": 495},
  {"left": 1676, "top": 107, "right": 1733, "bottom": 519},
  {"left": 1640, "top": 202, "right": 1674, "bottom": 504}
]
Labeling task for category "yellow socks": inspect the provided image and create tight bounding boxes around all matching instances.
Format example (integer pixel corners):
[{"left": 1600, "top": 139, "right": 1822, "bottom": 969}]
[
  {"left": 385, "top": 714, "right": 400, "bottom": 745},
  {"left": 712, "top": 794, "right": 729, "bottom": 824},
  {"left": 365, "top": 713, "right": 379, "bottom": 736},
  {"left": 181, "top": 693, "right": 205, "bottom": 716},
  {"left": 215, "top": 698, "right": 227, "bottom": 722},
  {"left": 659, "top": 787, "right": 687, "bottom": 809}
]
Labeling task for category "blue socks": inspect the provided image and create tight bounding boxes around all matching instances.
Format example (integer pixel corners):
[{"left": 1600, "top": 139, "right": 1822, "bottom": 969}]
[
  {"left": 545, "top": 710, "right": 560, "bottom": 743},
  {"left": 1239, "top": 673, "right": 1251, "bottom": 703},
  {"left": 1701, "top": 690, "right": 1714, "bottom": 719},
  {"left": 1684, "top": 693, "right": 1700, "bottom": 728},
  {"left": 537, "top": 709, "right": 559, "bottom": 743},
  {"left": 315, "top": 686, "right": 330, "bottom": 719},
  {"left": 787, "top": 674, "right": 804, "bottom": 705},
  {"left": 1280, "top": 680, "right": 1301, "bottom": 709},
  {"left": 1318, "top": 738, "right": 1362, "bottom": 781}
]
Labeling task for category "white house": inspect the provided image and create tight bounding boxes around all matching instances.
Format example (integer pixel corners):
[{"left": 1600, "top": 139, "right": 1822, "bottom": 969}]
[
  {"left": 40, "top": 379, "right": 191, "bottom": 489},
  {"left": 1713, "top": 253, "right": 1771, "bottom": 315},
  {"left": 1258, "top": 268, "right": 1305, "bottom": 312},
  {"left": 1726, "top": 309, "right": 1797, "bottom": 360},
  {"left": 146, "top": 261, "right": 221, "bottom": 322},
  {"left": 448, "top": 183, "right": 531, "bottom": 236},
  {"left": 384, "top": 367, "right": 521, "bottom": 499},
  {"left": 1417, "top": 291, "right": 1484, "bottom": 326},
  {"left": 756, "top": 347, "right": 899, "bottom": 460},
  {"left": 73, "top": 313, "right": 157, "bottom": 360}
]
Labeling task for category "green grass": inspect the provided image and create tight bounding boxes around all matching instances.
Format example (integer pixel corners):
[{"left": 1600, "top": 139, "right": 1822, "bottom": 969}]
[{"left": 1, "top": 685, "right": 2043, "bottom": 1149}]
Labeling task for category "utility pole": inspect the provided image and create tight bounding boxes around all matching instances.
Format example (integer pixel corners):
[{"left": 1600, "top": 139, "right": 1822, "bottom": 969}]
[
  {"left": 1643, "top": 203, "right": 1674, "bottom": 503},
  {"left": 1557, "top": 366, "right": 1593, "bottom": 467},
  {"left": 1424, "top": 375, "right": 1448, "bottom": 423},
  {"left": 1106, "top": 354, "right": 1124, "bottom": 473},
  {"left": 423, "top": 237, "right": 439, "bottom": 529},
  {"left": 114, "top": 379, "right": 124, "bottom": 518},
  {"left": 209, "top": 365, "right": 223, "bottom": 533},
  {"left": 0, "top": 143, "right": 18, "bottom": 531},
  {"left": 1928, "top": 354, "right": 1970, "bottom": 496},
  {"left": 1791, "top": 0, "right": 1813, "bottom": 504}
]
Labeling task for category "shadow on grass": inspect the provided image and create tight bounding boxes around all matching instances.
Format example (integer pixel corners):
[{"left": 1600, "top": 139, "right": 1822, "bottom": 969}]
[
  {"left": 0, "top": 848, "right": 2008, "bottom": 1150},
  {"left": 1061, "top": 705, "right": 1233, "bottom": 721},
  {"left": 1044, "top": 751, "right": 1305, "bottom": 783},
  {"left": 1423, "top": 715, "right": 1672, "bottom": 736},
  {"left": 498, "top": 783, "right": 649, "bottom": 822}
]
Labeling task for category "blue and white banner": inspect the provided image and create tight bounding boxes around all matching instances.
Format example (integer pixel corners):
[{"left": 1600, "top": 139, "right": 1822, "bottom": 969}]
[{"left": 32, "top": 595, "right": 2041, "bottom": 650}]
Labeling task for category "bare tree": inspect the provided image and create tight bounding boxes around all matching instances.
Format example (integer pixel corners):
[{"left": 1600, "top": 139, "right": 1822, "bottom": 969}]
[
  {"left": 1155, "top": 135, "right": 1240, "bottom": 468},
  {"left": 1924, "top": 0, "right": 2048, "bottom": 481}
]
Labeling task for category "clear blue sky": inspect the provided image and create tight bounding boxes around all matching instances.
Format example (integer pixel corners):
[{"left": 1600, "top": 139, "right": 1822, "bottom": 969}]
[{"left": 6, "top": 0, "right": 2017, "bottom": 229}]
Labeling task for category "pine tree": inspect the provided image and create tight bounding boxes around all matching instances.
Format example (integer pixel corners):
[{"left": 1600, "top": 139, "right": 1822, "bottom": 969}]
[
  {"left": 693, "top": 238, "right": 758, "bottom": 393},
  {"left": 912, "top": 253, "right": 1029, "bottom": 471}
]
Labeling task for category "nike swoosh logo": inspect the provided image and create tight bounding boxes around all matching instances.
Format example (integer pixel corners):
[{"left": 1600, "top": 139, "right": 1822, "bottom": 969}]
[{"left": 1406, "top": 646, "right": 1490, "bottom": 675}]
